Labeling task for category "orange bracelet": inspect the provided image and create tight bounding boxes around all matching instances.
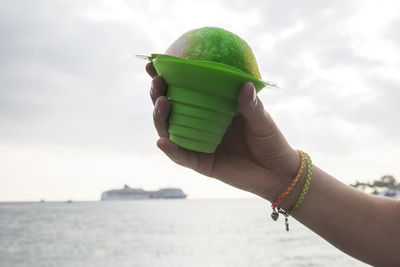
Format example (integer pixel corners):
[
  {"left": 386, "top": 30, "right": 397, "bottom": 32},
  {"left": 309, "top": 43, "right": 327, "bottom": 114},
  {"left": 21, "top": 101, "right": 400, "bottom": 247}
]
[
  {"left": 271, "top": 150, "right": 306, "bottom": 209},
  {"left": 271, "top": 152, "right": 312, "bottom": 231}
]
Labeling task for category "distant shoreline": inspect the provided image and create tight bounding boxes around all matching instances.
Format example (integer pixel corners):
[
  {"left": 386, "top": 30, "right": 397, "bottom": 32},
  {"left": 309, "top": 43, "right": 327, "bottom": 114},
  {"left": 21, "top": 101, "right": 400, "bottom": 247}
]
[{"left": 0, "top": 198, "right": 262, "bottom": 204}]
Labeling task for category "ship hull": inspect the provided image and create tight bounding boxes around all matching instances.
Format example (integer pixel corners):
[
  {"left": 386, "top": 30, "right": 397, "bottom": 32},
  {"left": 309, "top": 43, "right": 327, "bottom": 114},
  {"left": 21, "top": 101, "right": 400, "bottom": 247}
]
[{"left": 100, "top": 186, "right": 187, "bottom": 201}]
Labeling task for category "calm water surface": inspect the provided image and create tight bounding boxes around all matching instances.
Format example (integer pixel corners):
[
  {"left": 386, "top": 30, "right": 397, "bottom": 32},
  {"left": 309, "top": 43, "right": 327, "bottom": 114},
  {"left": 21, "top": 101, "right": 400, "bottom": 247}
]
[{"left": 0, "top": 200, "right": 369, "bottom": 267}]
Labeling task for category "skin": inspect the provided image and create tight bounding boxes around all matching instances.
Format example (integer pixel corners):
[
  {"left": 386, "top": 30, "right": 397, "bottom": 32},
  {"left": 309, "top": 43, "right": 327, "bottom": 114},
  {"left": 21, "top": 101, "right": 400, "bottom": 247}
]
[{"left": 146, "top": 62, "right": 400, "bottom": 267}]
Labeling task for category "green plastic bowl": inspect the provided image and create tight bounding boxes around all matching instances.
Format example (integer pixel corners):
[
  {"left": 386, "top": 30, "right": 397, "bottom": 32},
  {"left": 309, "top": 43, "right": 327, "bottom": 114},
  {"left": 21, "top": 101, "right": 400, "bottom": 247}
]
[{"left": 151, "top": 53, "right": 266, "bottom": 153}]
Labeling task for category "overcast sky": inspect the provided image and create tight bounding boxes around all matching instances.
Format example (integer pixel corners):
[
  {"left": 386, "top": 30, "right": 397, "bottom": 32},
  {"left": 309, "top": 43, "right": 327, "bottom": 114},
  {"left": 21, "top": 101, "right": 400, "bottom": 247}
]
[{"left": 1, "top": 0, "right": 400, "bottom": 201}]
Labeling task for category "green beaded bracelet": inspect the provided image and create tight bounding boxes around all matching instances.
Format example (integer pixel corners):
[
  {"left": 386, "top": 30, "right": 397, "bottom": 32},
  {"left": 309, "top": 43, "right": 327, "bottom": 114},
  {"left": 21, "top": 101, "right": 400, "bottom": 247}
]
[
  {"left": 270, "top": 153, "right": 312, "bottom": 231},
  {"left": 289, "top": 153, "right": 312, "bottom": 214}
]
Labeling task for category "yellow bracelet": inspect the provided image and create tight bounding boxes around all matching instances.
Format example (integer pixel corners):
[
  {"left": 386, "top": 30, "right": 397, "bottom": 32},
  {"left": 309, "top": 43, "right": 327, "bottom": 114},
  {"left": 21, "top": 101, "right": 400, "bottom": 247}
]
[
  {"left": 271, "top": 150, "right": 306, "bottom": 209},
  {"left": 270, "top": 152, "right": 313, "bottom": 231},
  {"left": 289, "top": 153, "right": 312, "bottom": 214}
]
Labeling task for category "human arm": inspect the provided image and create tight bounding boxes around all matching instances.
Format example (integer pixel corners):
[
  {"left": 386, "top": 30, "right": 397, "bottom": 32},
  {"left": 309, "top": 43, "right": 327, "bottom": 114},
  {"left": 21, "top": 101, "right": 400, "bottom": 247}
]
[
  {"left": 285, "top": 165, "right": 400, "bottom": 267},
  {"left": 146, "top": 62, "right": 400, "bottom": 267}
]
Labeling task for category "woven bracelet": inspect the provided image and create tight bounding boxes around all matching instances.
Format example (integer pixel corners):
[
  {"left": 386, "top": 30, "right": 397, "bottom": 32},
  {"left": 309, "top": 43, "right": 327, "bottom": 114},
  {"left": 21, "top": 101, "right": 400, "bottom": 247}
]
[
  {"left": 289, "top": 153, "right": 312, "bottom": 214},
  {"left": 271, "top": 150, "right": 306, "bottom": 210},
  {"left": 270, "top": 152, "right": 313, "bottom": 231}
]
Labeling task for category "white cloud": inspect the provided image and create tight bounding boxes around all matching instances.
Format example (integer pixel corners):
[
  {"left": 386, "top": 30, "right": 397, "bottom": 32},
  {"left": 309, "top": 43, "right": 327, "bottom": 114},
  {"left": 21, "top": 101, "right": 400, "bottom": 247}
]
[{"left": 1, "top": 0, "right": 400, "bottom": 200}]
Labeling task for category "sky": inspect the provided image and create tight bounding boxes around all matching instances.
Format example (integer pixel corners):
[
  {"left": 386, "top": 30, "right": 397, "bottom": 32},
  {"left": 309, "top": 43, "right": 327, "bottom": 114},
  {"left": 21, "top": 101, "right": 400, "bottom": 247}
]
[{"left": 1, "top": 0, "right": 400, "bottom": 201}]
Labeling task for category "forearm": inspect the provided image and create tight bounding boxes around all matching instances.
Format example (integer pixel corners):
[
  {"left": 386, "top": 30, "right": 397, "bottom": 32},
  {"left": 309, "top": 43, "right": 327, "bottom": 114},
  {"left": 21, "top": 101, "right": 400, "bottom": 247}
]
[
  {"left": 147, "top": 67, "right": 400, "bottom": 265},
  {"left": 281, "top": 165, "right": 400, "bottom": 266}
]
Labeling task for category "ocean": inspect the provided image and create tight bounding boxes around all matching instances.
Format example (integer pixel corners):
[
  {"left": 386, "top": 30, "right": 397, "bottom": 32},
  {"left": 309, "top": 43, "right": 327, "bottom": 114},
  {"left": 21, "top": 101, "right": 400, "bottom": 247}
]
[{"left": 0, "top": 199, "right": 369, "bottom": 267}]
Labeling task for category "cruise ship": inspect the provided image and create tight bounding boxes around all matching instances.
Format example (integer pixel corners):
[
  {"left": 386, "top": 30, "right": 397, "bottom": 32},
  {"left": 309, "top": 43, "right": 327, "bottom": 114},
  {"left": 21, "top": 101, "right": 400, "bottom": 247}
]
[{"left": 101, "top": 185, "right": 187, "bottom": 200}]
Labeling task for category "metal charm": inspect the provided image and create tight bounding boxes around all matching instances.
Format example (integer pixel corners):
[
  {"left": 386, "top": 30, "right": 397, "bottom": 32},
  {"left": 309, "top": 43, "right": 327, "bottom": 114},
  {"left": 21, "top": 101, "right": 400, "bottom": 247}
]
[
  {"left": 271, "top": 210, "right": 279, "bottom": 221},
  {"left": 285, "top": 214, "right": 289, "bottom": 231}
]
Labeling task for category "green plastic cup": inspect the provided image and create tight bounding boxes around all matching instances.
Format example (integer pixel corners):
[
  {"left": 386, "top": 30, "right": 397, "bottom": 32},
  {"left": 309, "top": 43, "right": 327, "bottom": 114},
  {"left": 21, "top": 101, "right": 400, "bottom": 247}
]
[{"left": 151, "top": 53, "right": 266, "bottom": 153}]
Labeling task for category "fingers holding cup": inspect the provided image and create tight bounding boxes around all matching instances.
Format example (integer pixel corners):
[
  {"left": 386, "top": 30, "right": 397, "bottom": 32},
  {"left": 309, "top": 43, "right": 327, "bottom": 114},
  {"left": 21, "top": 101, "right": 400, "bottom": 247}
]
[
  {"left": 150, "top": 76, "right": 168, "bottom": 105},
  {"left": 153, "top": 96, "right": 170, "bottom": 138},
  {"left": 145, "top": 62, "right": 157, "bottom": 78}
]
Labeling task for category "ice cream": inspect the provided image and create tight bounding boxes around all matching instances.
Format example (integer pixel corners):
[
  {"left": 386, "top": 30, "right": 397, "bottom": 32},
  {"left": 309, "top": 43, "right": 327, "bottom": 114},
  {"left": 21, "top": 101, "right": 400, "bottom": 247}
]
[{"left": 165, "top": 27, "right": 261, "bottom": 79}]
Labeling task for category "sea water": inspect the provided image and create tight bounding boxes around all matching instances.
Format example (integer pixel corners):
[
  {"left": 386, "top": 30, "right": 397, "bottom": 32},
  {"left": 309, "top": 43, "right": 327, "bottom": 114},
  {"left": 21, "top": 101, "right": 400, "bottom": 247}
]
[{"left": 0, "top": 199, "right": 369, "bottom": 267}]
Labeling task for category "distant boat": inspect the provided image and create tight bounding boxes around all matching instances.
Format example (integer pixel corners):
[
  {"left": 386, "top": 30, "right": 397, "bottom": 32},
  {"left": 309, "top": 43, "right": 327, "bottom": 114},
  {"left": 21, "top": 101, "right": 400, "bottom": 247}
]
[
  {"left": 372, "top": 189, "right": 400, "bottom": 199},
  {"left": 66, "top": 200, "right": 73, "bottom": 203},
  {"left": 101, "top": 184, "right": 187, "bottom": 201}
]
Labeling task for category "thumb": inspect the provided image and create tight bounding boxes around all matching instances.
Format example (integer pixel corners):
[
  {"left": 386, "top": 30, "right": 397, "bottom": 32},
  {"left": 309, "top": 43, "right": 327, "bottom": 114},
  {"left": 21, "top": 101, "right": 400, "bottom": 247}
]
[{"left": 237, "top": 82, "right": 277, "bottom": 137}]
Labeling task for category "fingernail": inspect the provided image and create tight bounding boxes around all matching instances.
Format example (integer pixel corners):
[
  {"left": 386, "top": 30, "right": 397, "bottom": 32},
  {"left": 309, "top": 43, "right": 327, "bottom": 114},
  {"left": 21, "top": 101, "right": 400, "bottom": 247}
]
[
  {"left": 154, "top": 98, "right": 160, "bottom": 114},
  {"left": 250, "top": 84, "right": 257, "bottom": 105}
]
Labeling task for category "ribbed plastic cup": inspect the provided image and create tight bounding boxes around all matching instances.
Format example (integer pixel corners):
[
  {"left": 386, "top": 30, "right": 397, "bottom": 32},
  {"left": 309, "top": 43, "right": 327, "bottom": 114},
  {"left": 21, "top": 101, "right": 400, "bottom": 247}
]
[{"left": 152, "top": 54, "right": 266, "bottom": 153}]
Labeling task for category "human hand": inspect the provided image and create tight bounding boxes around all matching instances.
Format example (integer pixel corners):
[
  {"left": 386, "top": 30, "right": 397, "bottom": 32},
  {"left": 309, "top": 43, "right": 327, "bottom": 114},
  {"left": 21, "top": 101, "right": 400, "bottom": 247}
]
[{"left": 146, "top": 62, "right": 300, "bottom": 202}]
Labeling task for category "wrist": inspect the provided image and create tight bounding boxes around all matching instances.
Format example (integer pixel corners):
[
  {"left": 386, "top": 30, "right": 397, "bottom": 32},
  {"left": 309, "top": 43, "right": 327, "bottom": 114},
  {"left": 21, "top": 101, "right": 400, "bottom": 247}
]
[
  {"left": 260, "top": 148, "right": 303, "bottom": 203},
  {"left": 277, "top": 165, "right": 308, "bottom": 212}
]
